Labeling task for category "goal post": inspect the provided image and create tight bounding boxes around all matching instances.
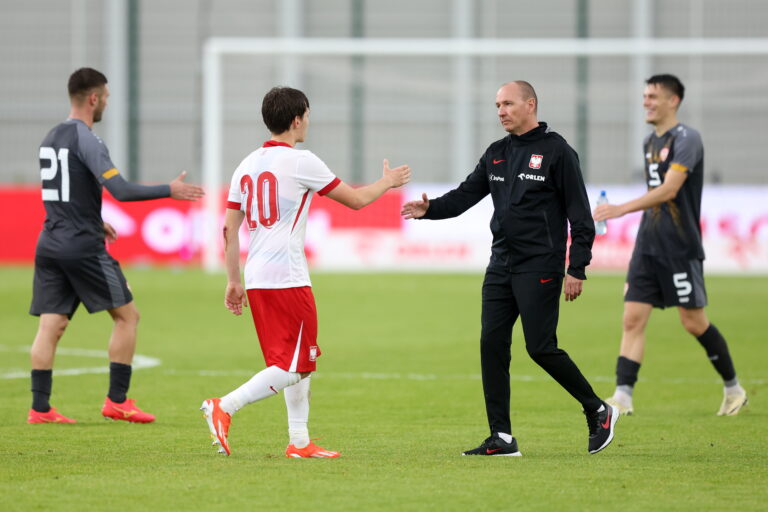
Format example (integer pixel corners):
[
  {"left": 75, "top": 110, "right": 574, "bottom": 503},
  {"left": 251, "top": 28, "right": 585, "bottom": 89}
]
[{"left": 202, "top": 36, "right": 768, "bottom": 272}]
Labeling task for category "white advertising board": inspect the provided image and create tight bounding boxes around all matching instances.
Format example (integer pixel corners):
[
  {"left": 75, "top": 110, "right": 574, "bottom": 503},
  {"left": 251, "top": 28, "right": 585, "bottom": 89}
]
[{"left": 305, "top": 184, "right": 768, "bottom": 274}]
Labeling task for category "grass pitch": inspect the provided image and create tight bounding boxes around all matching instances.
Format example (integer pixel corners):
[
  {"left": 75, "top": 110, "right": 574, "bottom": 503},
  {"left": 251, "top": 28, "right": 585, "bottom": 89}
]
[{"left": 0, "top": 267, "right": 765, "bottom": 511}]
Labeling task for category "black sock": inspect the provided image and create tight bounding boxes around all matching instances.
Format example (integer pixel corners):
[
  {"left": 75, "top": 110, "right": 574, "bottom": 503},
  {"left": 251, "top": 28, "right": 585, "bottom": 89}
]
[
  {"left": 616, "top": 356, "right": 641, "bottom": 387},
  {"left": 696, "top": 324, "right": 736, "bottom": 382},
  {"left": 31, "top": 369, "right": 53, "bottom": 412},
  {"left": 108, "top": 362, "right": 132, "bottom": 403}
]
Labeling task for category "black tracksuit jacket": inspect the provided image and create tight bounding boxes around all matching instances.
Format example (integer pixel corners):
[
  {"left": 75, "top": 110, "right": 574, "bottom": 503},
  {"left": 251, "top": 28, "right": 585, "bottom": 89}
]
[{"left": 422, "top": 122, "right": 595, "bottom": 279}]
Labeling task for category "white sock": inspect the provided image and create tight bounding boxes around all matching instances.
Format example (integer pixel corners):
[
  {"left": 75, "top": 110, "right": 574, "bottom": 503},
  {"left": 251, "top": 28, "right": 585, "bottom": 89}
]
[
  {"left": 497, "top": 432, "right": 512, "bottom": 443},
  {"left": 220, "top": 365, "right": 301, "bottom": 415},
  {"left": 284, "top": 376, "right": 311, "bottom": 448}
]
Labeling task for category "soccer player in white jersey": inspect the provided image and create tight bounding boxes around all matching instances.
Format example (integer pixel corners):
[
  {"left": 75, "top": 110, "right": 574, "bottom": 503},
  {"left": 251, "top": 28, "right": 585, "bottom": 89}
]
[{"left": 201, "top": 87, "right": 411, "bottom": 457}]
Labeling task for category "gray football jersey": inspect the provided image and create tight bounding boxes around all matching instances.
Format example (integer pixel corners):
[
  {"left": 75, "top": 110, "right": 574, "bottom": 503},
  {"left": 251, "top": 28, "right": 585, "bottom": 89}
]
[
  {"left": 635, "top": 123, "right": 705, "bottom": 259},
  {"left": 36, "top": 119, "right": 118, "bottom": 257}
]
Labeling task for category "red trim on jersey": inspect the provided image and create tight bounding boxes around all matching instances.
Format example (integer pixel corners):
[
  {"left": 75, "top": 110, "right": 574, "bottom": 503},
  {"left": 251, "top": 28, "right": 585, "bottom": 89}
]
[
  {"left": 291, "top": 190, "right": 311, "bottom": 233},
  {"left": 226, "top": 201, "right": 241, "bottom": 210},
  {"left": 318, "top": 177, "right": 341, "bottom": 196},
  {"left": 262, "top": 140, "right": 293, "bottom": 148}
]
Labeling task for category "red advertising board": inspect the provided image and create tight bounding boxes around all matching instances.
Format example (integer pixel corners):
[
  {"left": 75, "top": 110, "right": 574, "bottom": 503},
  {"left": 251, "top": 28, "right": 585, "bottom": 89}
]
[
  {"left": 0, "top": 186, "right": 404, "bottom": 265},
  {"left": 2, "top": 184, "right": 767, "bottom": 273}
]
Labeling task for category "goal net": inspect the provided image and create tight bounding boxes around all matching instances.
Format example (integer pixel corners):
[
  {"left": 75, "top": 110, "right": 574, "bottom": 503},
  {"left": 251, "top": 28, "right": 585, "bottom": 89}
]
[{"left": 201, "top": 36, "right": 768, "bottom": 272}]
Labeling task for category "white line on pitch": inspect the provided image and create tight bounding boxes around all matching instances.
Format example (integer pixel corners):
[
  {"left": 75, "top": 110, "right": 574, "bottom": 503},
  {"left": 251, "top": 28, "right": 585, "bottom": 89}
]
[
  {"left": 3, "top": 345, "right": 763, "bottom": 385},
  {"left": 158, "top": 368, "right": 766, "bottom": 385},
  {"left": 0, "top": 345, "right": 161, "bottom": 379}
]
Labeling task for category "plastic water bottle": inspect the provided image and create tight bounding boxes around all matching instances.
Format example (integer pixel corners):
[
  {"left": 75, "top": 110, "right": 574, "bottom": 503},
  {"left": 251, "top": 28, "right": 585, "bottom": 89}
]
[{"left": 595, "top": 190, "right": 608, "bottom": 235}]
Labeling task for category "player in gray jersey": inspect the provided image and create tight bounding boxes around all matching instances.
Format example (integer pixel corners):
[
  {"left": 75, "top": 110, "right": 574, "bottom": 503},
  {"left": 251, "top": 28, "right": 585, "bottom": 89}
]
[
  {"left": 27, "top": 68, "right": 204, "bottom": 424},
  {"left": 593, "top": 74, "right": 747, "bottom": 417}
]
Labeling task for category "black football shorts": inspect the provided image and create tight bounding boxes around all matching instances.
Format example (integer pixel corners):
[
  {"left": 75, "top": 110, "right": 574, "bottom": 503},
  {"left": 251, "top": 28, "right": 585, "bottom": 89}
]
[
  {"left": 624, "top": 252, "right": 707, "bottom": 309},
  {"left": 30, "top": 250, "right": 133, "bottom": 318}
]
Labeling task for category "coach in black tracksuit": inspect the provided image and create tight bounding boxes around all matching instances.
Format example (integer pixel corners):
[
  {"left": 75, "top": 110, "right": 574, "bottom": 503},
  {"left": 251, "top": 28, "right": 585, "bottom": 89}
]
[{"left": 402, "top": 81, "right": 618, "bottom": 455}]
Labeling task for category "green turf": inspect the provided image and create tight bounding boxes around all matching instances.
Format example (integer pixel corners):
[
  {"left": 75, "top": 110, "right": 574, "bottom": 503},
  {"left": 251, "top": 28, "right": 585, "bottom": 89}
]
[{"left": 0, "top": 267, "right": 765, "bottom": 511}]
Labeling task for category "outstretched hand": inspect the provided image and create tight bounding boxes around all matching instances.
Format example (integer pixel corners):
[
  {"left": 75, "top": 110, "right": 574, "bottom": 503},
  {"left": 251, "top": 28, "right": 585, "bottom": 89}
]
[
  {"left": 170, "top": 171, "right": 205, "bottom": 201},
  {"left": 382, "top": 158, "right": 411, "bottom": 188},
  {"left": 593, "top": 203, "right": 623, "bottom": 222},
  {"left": 400, "top": 193, "right": 430, "bottom": 219},
  {"left": 224, "top": 282, "right": 248, "bottom": 316}
]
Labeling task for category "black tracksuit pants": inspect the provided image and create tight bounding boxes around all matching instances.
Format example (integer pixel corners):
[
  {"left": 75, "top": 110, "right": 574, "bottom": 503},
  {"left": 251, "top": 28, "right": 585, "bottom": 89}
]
[{"left": 480, "top": 265, "right": 602, "bottom": 435}]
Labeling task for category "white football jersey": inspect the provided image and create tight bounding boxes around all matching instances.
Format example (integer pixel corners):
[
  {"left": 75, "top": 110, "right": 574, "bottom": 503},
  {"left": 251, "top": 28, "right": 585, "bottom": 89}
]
[{"left": 226, "top": 141, "right": 340, "bottom": 289}]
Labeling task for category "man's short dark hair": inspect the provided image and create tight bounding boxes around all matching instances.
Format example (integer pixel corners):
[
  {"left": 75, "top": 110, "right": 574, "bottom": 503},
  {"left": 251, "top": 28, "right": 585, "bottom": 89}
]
[
  {"left": 262, "top": 87, "right": 310, "bottom": 134},
  {"left": 68, "top": 67, "right": 108, "bottom": 101},
  {"left": 646, "top": 74, "right": 685, "bottom": 104},
  {"left": 513, "top": 80, "right": 538, "bottom": 113}
]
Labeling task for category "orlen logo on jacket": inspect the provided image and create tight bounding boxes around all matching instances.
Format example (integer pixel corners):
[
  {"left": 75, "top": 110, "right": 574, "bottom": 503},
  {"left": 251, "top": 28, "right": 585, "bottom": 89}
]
[
  {"left": 529, "top": 154, "right": 543, "bottom": 169},
  {"left": 517, "top": 172, "right": 545, "bottom": 182}
]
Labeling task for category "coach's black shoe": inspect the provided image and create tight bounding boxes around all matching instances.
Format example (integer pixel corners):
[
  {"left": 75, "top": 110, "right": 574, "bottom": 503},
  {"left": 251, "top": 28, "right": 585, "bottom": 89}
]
[
  {"left": 585, "top": 401, "right": 618, "bottom": 454},
  {"left": 462, "top": 433, "right": 522, "bottom": 457}
]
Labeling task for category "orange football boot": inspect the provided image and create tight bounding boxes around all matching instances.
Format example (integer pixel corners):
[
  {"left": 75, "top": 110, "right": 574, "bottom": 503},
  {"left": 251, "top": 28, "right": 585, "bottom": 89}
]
[
  {"left": 285, "top": 441, "right": 340, "bottom": 458},
  {"left": 102, "top": 397, "right": 156, "bottom": 423},
  {"left": 201, "top": 398, "right": 231, "bottom": 456}
]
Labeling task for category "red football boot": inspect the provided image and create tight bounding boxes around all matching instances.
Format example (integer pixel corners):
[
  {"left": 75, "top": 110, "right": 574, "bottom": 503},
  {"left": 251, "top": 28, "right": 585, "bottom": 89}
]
[
  {"left": 27, "top": 407, "right": 76, "bottom": 424},
  {"left": 102, "top": 397, "right": 156, "bottom": 423}
]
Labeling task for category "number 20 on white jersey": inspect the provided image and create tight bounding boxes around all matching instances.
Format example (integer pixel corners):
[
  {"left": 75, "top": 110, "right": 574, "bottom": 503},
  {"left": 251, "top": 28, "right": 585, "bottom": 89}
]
[{"left": 227, "top": 144, "right": 339, "bottom": 289}]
